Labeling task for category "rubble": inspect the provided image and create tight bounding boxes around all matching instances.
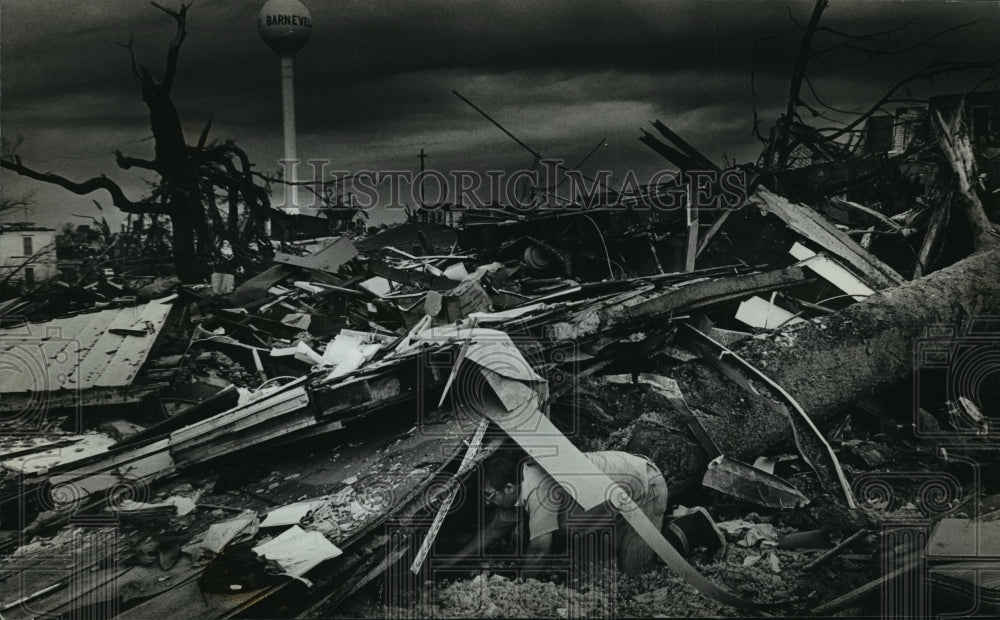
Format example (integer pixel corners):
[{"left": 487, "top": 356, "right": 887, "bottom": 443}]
[{"left": 2, "top": 38, "right": 1000, "bottom": 620}]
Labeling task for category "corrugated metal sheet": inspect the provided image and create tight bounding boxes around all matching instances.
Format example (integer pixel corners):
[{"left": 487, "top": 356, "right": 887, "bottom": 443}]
[{"left": 0, "top": 300, "right": 172, "bottom": 394}]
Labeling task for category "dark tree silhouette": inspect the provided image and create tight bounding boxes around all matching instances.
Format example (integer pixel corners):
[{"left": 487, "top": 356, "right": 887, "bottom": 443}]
[{"left": 1, "top": 3, "right": 276, "bottom": 282}]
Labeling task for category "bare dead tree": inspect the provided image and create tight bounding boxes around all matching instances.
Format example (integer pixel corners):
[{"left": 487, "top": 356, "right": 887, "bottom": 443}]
[
  {"left": 762, "top": 0, "right": 991, "bottom": 167},
  {"left": 0, "top": 3, "right": 275, "bottom": 282}
]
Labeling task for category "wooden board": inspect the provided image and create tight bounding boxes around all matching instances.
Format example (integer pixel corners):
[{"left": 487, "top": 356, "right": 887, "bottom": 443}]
[
  {"left": 750, "top": 187, "right": 903, "bottom": 289},
  {"left": 273, "top": 236, "right": 358, "bottom": 275},
  {"left": 94, "top": 301, "right": 173, "bottom": 388},
  {"left": 168, "top": 385, "right": 310, "bottom": 454},
  {"left": 477, "top": 369, "right": 776, "bottom": 611},
  {"left": 0, "top": 312, "right": 97, "bottom": 394},
  {"left": 46, "top": 310, "right": 112, "bottom": 392}
]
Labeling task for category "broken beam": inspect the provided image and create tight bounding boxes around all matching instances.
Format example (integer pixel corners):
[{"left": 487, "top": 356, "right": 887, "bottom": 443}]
[{"left": 611, "top": 265, "right": 812, "bottom": 326}]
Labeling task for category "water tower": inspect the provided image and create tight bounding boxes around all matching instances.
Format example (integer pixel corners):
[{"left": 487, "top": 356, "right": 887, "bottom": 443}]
[{"left": 258, "top": 0, "right": 312, "bottom": 214}]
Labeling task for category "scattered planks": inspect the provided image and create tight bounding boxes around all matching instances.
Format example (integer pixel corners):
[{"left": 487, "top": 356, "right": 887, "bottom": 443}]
[{"left": 749, "top": 187, "right": 904, "bottom": 289}]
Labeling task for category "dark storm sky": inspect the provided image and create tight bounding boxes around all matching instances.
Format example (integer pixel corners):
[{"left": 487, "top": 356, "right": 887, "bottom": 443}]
[{"left": 2, "top": 0, "right": 998, "bottom": 227}]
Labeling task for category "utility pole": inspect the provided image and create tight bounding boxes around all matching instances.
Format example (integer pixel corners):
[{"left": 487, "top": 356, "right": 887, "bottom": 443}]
[{"left": 418, "top": 148, "right": 427, "bottom": 208}]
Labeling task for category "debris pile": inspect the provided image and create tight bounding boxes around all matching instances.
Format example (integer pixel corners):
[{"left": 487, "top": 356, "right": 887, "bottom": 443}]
[{"left": 1, "top": 92, "right": 999, "bottom": 620}]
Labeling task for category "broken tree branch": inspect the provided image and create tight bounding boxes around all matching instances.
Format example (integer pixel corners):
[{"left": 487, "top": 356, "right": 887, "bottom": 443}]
[
  {"left": 115, "top": 151, "right": 160, "bottom": 172},
  {"left": 774, "top": 0, "right": 828, "bottom": 168},
  {"left": 823, "top": 61, "right": 993, "bottom": 143},
  {"left": 152, "top": 1, "right": 190, "bottom": 92},
  {"left": 933, "top": 107, "right": 1000, "bottom": 253},
  {"left": 0, "top": 158, "right": 169, "bottom": 215},
  {"left": 913, "top": 195, "right": 950, "bottom": 278}
]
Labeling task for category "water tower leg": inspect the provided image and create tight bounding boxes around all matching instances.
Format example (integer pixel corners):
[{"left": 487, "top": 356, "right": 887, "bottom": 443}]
[{"left": 281, "top": 55, "right": 299, "bottom": 213}]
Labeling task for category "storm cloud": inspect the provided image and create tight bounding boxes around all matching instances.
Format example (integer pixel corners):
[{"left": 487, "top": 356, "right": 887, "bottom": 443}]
[{"left": 2, "top": 0, "right": 997, "bottom": 227}]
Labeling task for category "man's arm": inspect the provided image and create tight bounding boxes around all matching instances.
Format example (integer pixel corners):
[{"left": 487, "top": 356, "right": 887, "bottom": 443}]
[
  {"left": 446, "top": 512, "right": 517, "bottom": 566},
  {"left": 525, "top": 532, "right": 553, "bottom": 557},
  {"left": 519, "top": 532, "right": 554, "bottom": 580}
]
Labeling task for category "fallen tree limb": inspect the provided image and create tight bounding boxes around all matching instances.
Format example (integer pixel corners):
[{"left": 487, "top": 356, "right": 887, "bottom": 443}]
[
  {"left": 626, "top": 247, "right": 1000, "bottom": 499},
  {"left": 913, "top": 195, "right": 950, "bottom": 278},
  {"left": 933, "top": 108, "right": 1000, "bottom": 253}
]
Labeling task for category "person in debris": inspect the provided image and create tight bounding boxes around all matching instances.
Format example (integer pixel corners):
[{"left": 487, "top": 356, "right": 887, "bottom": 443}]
[{"left": 454, "top": 443, "right": 669, "bottom": 576}]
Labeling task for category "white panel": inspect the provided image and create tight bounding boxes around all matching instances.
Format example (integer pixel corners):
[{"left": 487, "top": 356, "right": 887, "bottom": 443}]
[{"left": 790, "top": 242, "right": 876, "bottom": 302}]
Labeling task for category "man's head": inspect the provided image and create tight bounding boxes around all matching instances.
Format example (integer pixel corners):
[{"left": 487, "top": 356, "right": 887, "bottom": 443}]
[{"left": 482, "top": 445, "right": 525, "bottom": 509}]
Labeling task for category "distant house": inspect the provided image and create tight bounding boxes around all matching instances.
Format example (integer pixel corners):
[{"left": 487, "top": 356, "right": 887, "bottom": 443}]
[
  {"left": 928, "top": 91, "right": 1000, "bottom": 144},
  {"left": 863, "top": 115, "right": 895, "bottom": 154},
  {"left": 863, "top": 107, "right": 929, "bottom": 155},
  {"left": 860, "top": 91, "right": 1000, "bottom": 155},
  {"left": 415, "top": 203, "right": 463, "bottom": 228},
  {"left": 0, "top": 224, "right": 58, "bottom": 286}
]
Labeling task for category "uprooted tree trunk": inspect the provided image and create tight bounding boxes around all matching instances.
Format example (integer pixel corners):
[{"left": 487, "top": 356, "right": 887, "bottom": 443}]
[{"left": 626, "top": 246, "right": 1000, "bottom": 505}]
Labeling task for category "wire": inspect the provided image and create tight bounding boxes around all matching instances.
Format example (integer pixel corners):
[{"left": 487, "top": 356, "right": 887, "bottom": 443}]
[
  {"left": 578, "top": 214, "right": 615, "bottom": 280},
  {"left": 814, "top": 292, "right": 872, "bottom": 306}
]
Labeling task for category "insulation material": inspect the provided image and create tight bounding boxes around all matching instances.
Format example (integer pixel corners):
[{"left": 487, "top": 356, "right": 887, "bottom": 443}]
[
  {"left": 252, "top": 526, "right": 343, "bottom": 586},
  {"left": 320, "top": 330, "right": 389, "bottom": 379},
  {"left": 183, "top": 513, "right": 259, "bottom": 557},
  {"left": 259, "top": 499, "right": 326, "bottom": 528}
]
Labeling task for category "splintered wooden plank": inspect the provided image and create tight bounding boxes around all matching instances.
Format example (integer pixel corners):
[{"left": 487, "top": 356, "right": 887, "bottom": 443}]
[
  {"left": 0, "top": 315, "right": 62, "bottom": 393},
  {"left": 170, "top": 406, "right": 315, "bottom": 467},
  {"left": 410, "top": 417, "right": 490, "bottom": 573},
  {"left": 0, "top": 526, "right": 126, "bottom": 619},
  {"left": 685, "top": 201, "right": 699, "bottom": 272},
  {"left": 0, "top": 313, "right": 94, "bottom": 394},
  {"left": 750, "top": 187, "right": 903, "bottom": 289},
  {"left": 476, "top": 368, "right": 774, "bottom": 611},
  {"left": 173, "top": 411, "right": 319, "bottom": 467},
  {"left": 2, "top": 433, "right": 117, "bottom": 475},
  {"left": 94, "top": 302, "right": 172, "bottom": 388},
  {"left": 273, "top": 236, "right": 358, "bottom": 275},
  {"left": 45, "top": 310, "right": 117, "bottom": 393},
  {"left": 607, "top": 265, "right": 810, "bottom": 328},
  {"left": 115, "top": 574, "right": 264, "bottom": 620},
  {"left": 169, "top": 385, "right": 310, "bottom": 455},
  {"left": 68, "top": 305, "right": 156, "bottom": 389},
  {"left": 48, "top": 439, "right": 175, "bottom": 497}
]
